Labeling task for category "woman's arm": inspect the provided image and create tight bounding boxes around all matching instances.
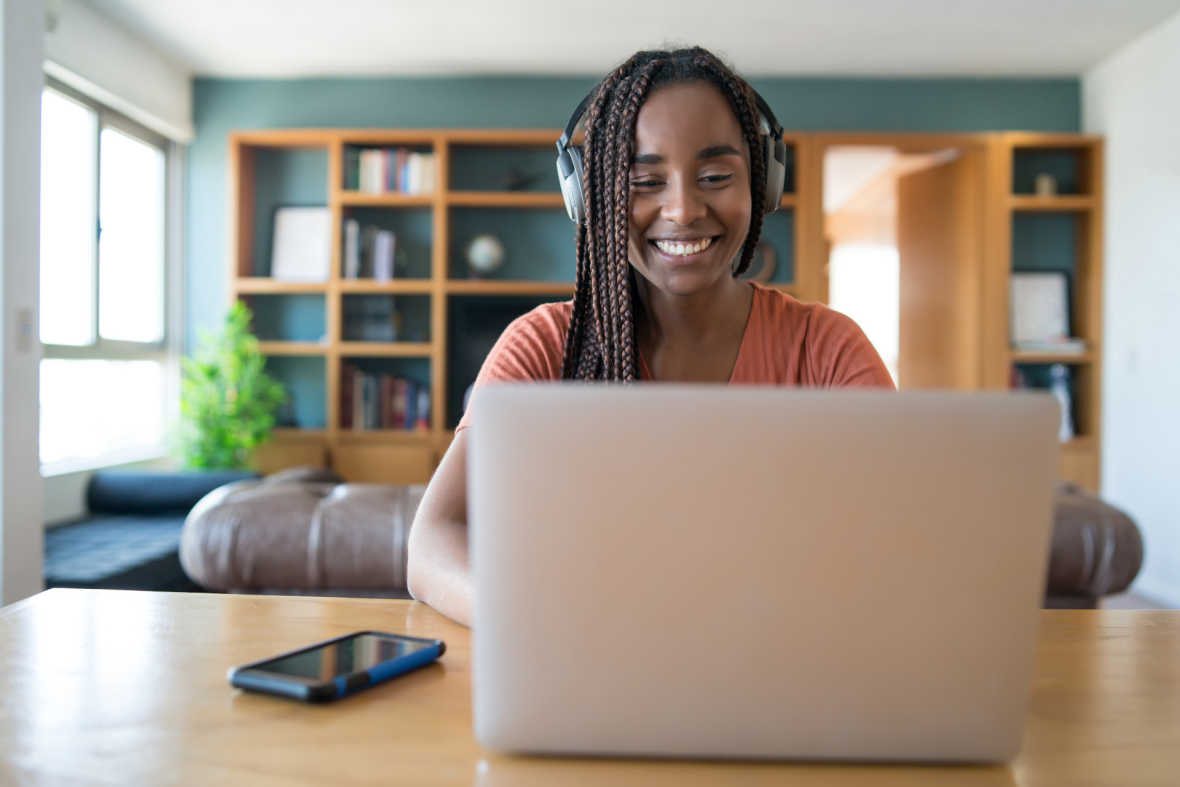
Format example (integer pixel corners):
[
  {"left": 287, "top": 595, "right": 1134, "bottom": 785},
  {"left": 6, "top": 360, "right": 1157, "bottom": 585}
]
[{"left": 406, "top": 430, "right": 473, "bottom": 627}]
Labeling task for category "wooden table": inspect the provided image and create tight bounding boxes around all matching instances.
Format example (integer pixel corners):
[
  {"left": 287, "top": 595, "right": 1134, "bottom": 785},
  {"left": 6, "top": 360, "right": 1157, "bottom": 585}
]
[{"left": 1, "top": 590, "right": 1177, "bottom": 785}]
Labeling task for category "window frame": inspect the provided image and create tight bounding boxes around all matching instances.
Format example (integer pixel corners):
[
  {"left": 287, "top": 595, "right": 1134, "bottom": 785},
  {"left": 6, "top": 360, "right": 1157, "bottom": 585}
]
[{"left": 39, "top": 77, "right": 182, "bottom": 475}]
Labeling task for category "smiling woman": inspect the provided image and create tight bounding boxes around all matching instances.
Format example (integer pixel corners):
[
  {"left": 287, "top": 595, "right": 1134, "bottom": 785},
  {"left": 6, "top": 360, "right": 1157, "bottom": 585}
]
[{"left": 405, "top": 46, "right": 894, "bottom": 626}]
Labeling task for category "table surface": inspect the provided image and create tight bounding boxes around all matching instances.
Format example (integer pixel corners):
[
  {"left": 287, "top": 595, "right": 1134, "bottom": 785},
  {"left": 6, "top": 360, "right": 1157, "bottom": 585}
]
[{"left": 1, "top": 590, "right": 1177, "bottom": 786}]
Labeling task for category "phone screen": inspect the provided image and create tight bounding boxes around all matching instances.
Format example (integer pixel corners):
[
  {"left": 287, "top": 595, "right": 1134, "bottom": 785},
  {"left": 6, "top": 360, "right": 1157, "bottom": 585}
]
[{"left": 252, "top": 633, "right": 435, "bottom": 681}]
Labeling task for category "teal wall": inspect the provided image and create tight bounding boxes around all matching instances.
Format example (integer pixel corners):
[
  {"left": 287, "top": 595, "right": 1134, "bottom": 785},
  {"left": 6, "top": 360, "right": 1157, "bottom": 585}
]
[{"left": 187, "top": 74, "right": 1080, "bottom": 350}]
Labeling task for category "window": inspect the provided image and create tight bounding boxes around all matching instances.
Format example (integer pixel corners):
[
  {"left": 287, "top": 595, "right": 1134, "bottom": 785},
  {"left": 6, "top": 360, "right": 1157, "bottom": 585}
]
[{"left": 39, "top": 83, "right": 174, "bottom": 472}]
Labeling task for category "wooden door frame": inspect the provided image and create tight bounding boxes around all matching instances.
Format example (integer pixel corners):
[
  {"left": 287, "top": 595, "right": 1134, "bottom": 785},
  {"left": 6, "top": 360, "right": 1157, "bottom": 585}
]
[{"left": 796, "top": 132, "right": 995, "bottom": 388}]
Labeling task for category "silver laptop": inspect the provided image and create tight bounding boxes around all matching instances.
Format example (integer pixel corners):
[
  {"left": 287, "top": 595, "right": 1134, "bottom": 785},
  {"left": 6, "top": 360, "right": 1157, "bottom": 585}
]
[{"left": 468, "top": 385, "right": 1058, "bottom": 762}]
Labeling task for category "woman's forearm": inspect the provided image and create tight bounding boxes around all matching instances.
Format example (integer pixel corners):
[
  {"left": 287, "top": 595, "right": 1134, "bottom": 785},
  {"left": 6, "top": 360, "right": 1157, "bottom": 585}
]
[{"left": 407, "top": 517, "right": 473, "bottom": 628}]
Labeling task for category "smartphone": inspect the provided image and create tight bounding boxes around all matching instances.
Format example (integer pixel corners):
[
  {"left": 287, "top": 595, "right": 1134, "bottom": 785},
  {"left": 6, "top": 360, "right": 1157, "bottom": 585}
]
[{"left": 228, "top": 630, "right": 446, "bottom": 702}]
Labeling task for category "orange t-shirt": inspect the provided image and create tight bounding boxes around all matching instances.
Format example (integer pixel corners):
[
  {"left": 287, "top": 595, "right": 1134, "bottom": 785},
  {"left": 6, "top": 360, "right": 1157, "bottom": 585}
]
[{"left": 455, "top": 282, "right": 894, "bottom": 432}]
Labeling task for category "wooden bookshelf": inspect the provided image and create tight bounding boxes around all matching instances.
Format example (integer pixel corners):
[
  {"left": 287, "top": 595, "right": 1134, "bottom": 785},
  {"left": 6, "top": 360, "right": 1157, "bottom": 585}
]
[
  {"left": 994, "top": 133, "right": 1104, "bottom": 491},
  {"left": 229, "top": 127, "right": 805, "bottom": 483},
  {"left": 232, "top": 129, "right": 1108, "bottom": 490},
  {"left": 795, "top": 131, "right": 1103, "bottom": 492}
]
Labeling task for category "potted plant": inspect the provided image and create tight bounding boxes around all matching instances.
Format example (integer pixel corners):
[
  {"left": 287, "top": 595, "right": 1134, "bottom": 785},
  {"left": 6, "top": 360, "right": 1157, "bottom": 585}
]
[{"left": 178, "top": 302, "right": 286, "bottom": 470}]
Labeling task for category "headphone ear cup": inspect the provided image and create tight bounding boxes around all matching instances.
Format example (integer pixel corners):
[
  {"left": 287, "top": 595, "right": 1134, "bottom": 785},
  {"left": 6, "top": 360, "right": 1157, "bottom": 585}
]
[
  {"left": 762, "top": 135, "right": 787, "bottom": 213},
  {"left": 557, "top": 145, "right": 586, "bottom": 224}
]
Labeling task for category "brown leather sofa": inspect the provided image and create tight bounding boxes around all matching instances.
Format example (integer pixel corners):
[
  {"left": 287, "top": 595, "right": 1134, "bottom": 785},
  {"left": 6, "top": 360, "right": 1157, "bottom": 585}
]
[
  {"left": 179, "top": 467, "right": 422, "bottom": 597},
  {"left": 179, "top": 469, "right": 1142, "bottom": 608}
]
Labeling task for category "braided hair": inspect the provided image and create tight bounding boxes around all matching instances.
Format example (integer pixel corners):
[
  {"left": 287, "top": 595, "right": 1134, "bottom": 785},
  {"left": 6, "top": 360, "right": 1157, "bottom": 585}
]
[{"left": 560, "top": 47, "right": 770, "bottom": 382}]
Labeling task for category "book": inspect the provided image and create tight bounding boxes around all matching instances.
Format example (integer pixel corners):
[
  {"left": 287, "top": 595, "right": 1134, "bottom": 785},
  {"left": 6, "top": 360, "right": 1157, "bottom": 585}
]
[
  {"left": 373, "top": 230, "right": 396, "bottom": 281},
  {"left": 392, "top": 378, "right": 409, "bottom": 429},
  {"left": 359, "top": 149, "right": 385, "bottom": 194},
  {"left": 404, "top": 380, "right": 418, "bottom": 429},
  {"left": 416, "top": 386, "right": 430, "bottom": 431},
  {"left": 379, "top": 375, "right": 394, "bottom": 429},
  {"left": 366, "top": 375, "right": 381, "bottom": 430},
  {"left": 343, "top": 219, "right": 360, "bottom": 279},
  {"left": 344, "top": 148, "right": 360, "bottom": 190},
  {"left": 352, "top": 367, "right": 365, "bottom": 430},
  {"left": 359, "top": 225, "right": 378, "bottom": 278},
  {"left": 339, "top": 363, "right": 354, "bottom": 429}
]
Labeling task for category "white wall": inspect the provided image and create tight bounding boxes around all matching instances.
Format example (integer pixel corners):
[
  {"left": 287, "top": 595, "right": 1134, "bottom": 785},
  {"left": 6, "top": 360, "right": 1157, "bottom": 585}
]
[
  {"left": 0, "top": 0, "right": 46, "bottom": 605},
  {"left": 1083, "top": 8, "right": 1180, "bottom": 607},
  {"left": 44, "top": 0, "right": 193, "bottom": 142}
]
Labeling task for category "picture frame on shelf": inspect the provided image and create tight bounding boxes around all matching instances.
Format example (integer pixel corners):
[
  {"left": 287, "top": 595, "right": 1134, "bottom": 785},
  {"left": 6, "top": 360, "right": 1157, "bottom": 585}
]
[
  {"left": 271, "top": 206, "right": 331, "bottom": 281},
  {"left": 1010, "top": 271, "right": 1069, "bottom": 348}
]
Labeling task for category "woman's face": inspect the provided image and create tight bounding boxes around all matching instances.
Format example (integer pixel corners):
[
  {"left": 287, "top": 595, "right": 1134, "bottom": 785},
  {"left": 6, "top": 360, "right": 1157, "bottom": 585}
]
[{"left": 626, "top": 81, "right": 752, "bottom": 296}]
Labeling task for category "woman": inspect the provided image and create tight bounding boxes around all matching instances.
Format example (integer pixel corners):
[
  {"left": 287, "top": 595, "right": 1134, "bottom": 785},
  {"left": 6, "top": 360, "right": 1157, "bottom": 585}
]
[{"left": 407, "top": 46, "right": 893, "bottom": 626}]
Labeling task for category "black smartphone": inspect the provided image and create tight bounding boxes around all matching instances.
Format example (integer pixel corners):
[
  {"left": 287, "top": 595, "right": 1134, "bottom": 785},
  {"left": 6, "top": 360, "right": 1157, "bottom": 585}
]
[{"left": 228, "top": 630, "right": 446, "bottom": 702}]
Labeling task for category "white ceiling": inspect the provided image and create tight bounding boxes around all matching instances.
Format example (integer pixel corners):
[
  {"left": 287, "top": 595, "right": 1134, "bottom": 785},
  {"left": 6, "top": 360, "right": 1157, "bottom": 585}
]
[{"left": 83, "top": 0, "right": 1180, "bottom": 78}]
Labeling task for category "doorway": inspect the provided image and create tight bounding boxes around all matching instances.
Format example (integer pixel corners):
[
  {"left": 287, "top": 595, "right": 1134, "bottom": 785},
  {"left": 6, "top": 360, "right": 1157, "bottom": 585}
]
[{"left": 817, "top": 138, "right": 984, "bottom": 390}]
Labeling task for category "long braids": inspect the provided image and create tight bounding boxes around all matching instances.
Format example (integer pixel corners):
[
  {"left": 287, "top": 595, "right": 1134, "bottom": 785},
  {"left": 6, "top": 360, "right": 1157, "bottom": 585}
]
[{"left": 561, "top": 47, "right": 770, "bottom": 381}]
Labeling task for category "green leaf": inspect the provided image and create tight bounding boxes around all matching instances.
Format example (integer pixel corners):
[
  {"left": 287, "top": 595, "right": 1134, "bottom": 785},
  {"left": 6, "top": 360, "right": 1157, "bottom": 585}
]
[{"left": 175, "top": 301, "right": 287, "bottom": 470}]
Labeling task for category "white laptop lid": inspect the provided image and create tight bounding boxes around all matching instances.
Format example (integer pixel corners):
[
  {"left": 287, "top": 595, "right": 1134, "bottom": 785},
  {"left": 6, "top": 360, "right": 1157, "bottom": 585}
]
[{"left": 469, "top": 385, "right": 1058, "bottom": 762}]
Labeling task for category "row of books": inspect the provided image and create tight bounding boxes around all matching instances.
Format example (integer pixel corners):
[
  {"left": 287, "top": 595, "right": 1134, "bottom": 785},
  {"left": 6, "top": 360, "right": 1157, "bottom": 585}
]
[
  {"left": 340, "top": 364, "right": 430, "bottom": 431},
  {"left": 345, "top": 148, "right": 436, "bottom": 194},
  {"left": 343, "top": 219, "right": 399, "bottom": 280}
]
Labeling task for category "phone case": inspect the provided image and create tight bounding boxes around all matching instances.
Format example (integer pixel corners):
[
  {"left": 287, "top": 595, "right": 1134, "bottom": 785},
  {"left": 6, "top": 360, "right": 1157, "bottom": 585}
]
[{"left": 228, "top": 630, "right": 446, "bottom": 702}]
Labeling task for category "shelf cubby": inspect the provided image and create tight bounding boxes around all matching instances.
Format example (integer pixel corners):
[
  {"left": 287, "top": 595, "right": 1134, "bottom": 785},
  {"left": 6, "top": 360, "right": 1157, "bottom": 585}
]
[
  {"left": 245, "top": 293, "right": 327, "bottom": 344},
  {"left": 445, "top": 294, "right": 566, "bottom": 429},
  {"left": 1012, "top": 146, "right": 1090, "bottom": 197},
  {"left": 448, "top": 143, "right": 555, "bottom": 193},
  {"left": 266, "top": 355, "right": 327, "bottom": 431},
  {"left": 341, "top": 293, "right": 430, "bottom": 344},
  {"left": 340, "top": 206, "right": 433, "bottom": 280},
  {"left": 448, "top": 206, "right": 574, "bottom": 282}
]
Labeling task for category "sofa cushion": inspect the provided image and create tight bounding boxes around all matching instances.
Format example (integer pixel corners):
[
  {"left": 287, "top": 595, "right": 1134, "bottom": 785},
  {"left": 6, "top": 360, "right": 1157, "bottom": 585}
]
[
  {"left": 180, "top": 473, "right": 423, "bottom": 592},
  {"left": 1046, "top": 483, "right": 1143, "bottom": 601}
]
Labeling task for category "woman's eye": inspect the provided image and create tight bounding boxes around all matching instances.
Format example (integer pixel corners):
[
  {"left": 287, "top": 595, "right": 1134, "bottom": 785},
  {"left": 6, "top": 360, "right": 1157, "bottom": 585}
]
[
  {"left": 630, "top": 180, "right": 661, "bottom": 188},
  {"left": 701, "top": 174, "right": 733, "bottom": 184}
]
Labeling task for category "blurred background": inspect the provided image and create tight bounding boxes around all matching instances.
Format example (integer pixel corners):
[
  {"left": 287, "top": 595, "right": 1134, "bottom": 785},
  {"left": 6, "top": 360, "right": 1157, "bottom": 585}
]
[{"left": 1, "top": 0, "right": 1176, "bottom": 608}]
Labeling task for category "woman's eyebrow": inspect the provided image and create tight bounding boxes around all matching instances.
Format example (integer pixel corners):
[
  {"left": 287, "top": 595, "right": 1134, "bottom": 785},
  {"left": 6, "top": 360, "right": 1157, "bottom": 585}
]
[{"left": 632, "top": 144, "right": 743, "bottom": 165}]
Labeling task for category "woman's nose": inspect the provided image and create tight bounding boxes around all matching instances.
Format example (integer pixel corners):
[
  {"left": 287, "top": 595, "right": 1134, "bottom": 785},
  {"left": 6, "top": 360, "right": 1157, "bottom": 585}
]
[{"left": 660, "top": 178, "right": 707, "bottom": 225}]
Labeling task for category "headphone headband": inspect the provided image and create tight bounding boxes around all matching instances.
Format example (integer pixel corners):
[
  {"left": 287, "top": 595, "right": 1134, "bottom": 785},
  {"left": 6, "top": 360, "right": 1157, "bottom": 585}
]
[{"left": 555, "top": 82, "right": 787, "bottom": 225}]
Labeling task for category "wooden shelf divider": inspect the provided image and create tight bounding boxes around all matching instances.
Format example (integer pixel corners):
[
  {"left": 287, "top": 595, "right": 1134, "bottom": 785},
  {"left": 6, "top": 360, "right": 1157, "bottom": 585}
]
[
  {"left": 236, "top": 278, "right": 328, "bottom": 294},
  {"left": 337, "top": 279, "right": 433, "bottom": 294},
  {"left": 447, "top": 191, "right": 565, "bottom": 208},
  {"left": 1009, "top": 350, "right": 1096, "bottom": 364},
  {"left": 336, "top": 190, "right": 434, "bottom": 207},
  {"left": 337, "top": 342, "right": 433, "bottom": 358},
  {"left": 447, "top": 280, "right": 575, "bottom": 296},
  {"left": 1009, "top": 195, "right": 1095, "bottom": 212},
  {"left": 257, "top": 341, "right": 329, "bottom": 356}
]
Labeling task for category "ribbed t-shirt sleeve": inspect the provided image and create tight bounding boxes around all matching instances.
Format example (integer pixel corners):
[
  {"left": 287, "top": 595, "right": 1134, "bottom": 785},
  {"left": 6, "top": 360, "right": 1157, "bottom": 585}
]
[
  {"left": 804, "top": 303, "right": 896, "bottom": 389},
  {"left": 454, "top": 302, "right": 571, "bottom": 432}
]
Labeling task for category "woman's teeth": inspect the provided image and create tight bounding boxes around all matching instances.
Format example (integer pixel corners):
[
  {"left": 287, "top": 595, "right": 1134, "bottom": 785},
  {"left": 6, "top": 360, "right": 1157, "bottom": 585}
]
[{"left": 654, "top": 237, "right": 713, "bottom": 256}]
